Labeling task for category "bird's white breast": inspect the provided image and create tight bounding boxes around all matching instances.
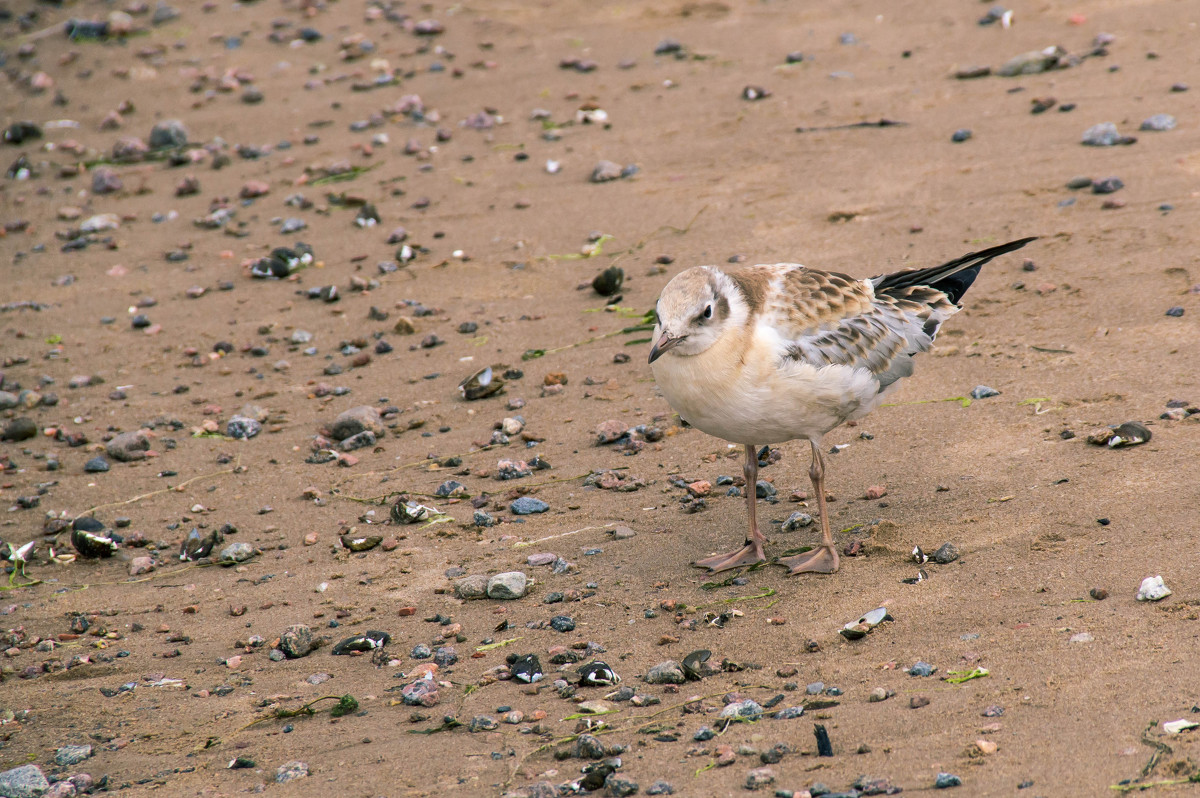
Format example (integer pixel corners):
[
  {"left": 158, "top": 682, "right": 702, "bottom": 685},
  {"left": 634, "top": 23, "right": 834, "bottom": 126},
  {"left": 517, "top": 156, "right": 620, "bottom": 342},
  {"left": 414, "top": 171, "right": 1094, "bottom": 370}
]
[{"left": 651, "top": 319, "right": 885, "bottom": 445}]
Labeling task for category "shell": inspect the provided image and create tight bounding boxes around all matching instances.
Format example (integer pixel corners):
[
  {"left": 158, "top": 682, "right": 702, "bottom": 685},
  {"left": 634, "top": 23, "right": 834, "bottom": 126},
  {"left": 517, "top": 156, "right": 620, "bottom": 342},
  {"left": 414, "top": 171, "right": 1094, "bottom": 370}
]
[
  {"left": 332, "top": 630, "right": 391, "bottom": 654},
  {"left": 578, "top": 660, "right": 621, "bottom": 687},
  {"left": 508, "top": 653, "right": 543, "bottom": 683},
  {"left": 391, "top": 500, "right": 438, "bottom": 524},
  {"left": 340, "top": 534, "right": 382, "bottom": 552},
  {"left": 681, "top": 649, "right": 712, "bottom": 681},
  {"left": 458, "top": 366, "right": 505, "bottom": 401},
  {"left": 179, "top": 527, "right": 222, "bottom": 561},
  {"left": 71, "top": 517, "right": 119, "bottom": 558}
]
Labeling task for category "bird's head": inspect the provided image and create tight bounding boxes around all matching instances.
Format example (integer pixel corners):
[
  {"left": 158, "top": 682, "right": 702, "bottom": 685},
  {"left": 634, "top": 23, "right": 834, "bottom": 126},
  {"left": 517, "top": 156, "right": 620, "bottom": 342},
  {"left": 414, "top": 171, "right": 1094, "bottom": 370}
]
[{"left": 648, "top": 266, "right": 739, "bottom": 364}]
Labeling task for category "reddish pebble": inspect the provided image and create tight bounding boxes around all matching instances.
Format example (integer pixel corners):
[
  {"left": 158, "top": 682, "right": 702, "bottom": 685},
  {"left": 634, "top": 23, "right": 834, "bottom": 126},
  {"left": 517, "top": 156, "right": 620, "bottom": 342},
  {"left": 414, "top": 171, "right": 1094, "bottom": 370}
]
[{"left": 865, "top": 485, "right": 887, "bottom": 500}]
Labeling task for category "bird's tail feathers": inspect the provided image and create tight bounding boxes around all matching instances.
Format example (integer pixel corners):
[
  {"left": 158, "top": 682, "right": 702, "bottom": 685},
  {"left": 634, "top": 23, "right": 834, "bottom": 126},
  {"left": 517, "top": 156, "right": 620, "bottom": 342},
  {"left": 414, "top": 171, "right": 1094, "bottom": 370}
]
[{"left": 871, "top": 237, "right": 1036, "bottom": 304}]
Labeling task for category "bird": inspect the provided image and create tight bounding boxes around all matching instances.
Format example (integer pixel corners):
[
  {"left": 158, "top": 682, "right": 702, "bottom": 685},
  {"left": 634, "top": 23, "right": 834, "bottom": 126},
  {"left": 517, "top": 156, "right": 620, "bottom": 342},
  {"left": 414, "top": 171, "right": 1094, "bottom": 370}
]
[{"left": 648, "top": 237, "right": 1035, "bottom": 575}]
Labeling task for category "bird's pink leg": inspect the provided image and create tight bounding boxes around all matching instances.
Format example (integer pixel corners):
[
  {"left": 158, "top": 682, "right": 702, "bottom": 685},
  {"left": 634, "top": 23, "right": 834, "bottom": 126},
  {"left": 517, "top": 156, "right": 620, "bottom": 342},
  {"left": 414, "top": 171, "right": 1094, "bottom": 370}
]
[
  {"left": 693, "top": 444, "right": 767, "bottom": 572},
  {"left": 778, "top": 440, "right": 840, "bottom": 575}
]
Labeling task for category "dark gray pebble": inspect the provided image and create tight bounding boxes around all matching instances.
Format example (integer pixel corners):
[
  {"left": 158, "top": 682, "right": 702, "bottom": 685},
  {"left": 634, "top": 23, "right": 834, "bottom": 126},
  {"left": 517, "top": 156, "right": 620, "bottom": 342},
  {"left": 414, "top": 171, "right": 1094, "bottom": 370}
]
[
  {"left": 1091, "top": 177, "right": 1124, "bottom": 194},
  {"left": 1165, "top": 306, "right": 1184, "bottom": 317},
  {"left": 951, "top": 129, "right": 972, "bottom": 142},
  {"left": 550, "top": 615, "right": 576, "bottom": 633},
  {"left": 935, "top": 773, "right": 962, "bottom": 789},
  {"left": 933, "top": 542, "right": 960, "bottom": 564},
  {"left": 84, "top": 456, "right": 110, "bottom": 473}
]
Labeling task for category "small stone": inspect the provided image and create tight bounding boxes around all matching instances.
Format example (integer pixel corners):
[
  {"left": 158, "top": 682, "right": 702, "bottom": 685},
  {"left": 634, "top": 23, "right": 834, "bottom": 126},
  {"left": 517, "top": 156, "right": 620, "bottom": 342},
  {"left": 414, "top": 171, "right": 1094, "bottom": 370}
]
[
  {"left": 455, "top": 575, "right": 489, "bottom": 599},
  {"left": 934, "top": 772, "right": 962, "bottom": 789},
  {"left": 694, "top": 726, "right": 715, "bottom": 741},
  {"left": 129, "top": 556, "right": 155, "bottom": 576},
  {"left": 219, "top": 542, "right": 255, "bottom": 564},
  {"left": 745, "top": 767, "right": 776, "bottom": 790},
  {"left": 970, "top": 385, "right": 1000, "bottom": 399},
  {"left": 646, "top": 781, "right": 675, "bottom": 796},
  {"left": 1069, "top": 632, "right": 1094, "bottom": 643},
  {"left": 590, "top": 160, "right": 623, "bottom": 183},
  {"left": 275, "top": 761, "right": 309, "bottom": 784},
  {"left": 149, "top": 119, "right": 188, "bottom": 149},
  {"left": 550, "top": 615, "right": 575, "bottom": 632},
  {"left": 226, "top": 415, "right": 262, "bottom": 439},
  {"left": 1136, "top": 575, "right": 1171, "bottom": 602},
  {"left": 331, "top": 405, "right": 385, "bottom": 440},
  {"left": 604, "top": 775, "right": 639, "bottom": 797},
  {"left": 106, "top": 429, "right": 150, "bottom": 461},
  {"left": 910, "top": 695, "right": 931, "bottom": 709},
  {"left": 1165, "top": 306, "right": 1184, "bottom": 317},
  {"left": 1081, "top": 122, "right": 1124, "bottom": 146},
  {"left": 486, "top": 572, "right": 528, "bottom": 600},
  {"left": 84, "top": 456, "right": 110, "bottom": 473},
  {"left": 280, "top": 624, "right": 314, "bottom": 658},
  {"left": 401, "top": 680, "right": 439, "bottom": 707},
  {"left": 951, "top": 129, "right": 972, "bottom": 143},
  {"left": 864, "top": 485, "right": 887, "bottom": 500},
  {"left": 2, "top": 418, "right": 37, "bottom": 442},
  {"left": 909, "top": 661, "right": 935, "bottom": 677},
  {"left": 645, "top": 660, "right": 686, "bottom": 684},
  {"left": 1140, "top": 113, "right": 1176, "bottom": 131},
  {"left": 53, "top": 745, "right": 93, "bottom": 767},
  {"left": 720, "top": 699, "right": 763, "bottom": 720},
  {"left": 1066, "top": 176, "right": 1094, "bottom": 190},
  {"left": 1091, "top": 177, "right": 1124, "bottom": 194},
  {"left": 1089, "top": 587, "right": 1108, "bottom": 600},
  {"left": 933, "top": 542, "right": 960, "bottom": 564},
  {"left": 868, "top": 687, "right": 889, "bottom": 702},
  {"left": 0, "top": 765, "right": 50, "bottom": 798},
  {"left": 510, "top": 497, "right": 549, "bottom": 515},
  {"left": 755, "top": 480, "right": 776, "bottom": 499}
]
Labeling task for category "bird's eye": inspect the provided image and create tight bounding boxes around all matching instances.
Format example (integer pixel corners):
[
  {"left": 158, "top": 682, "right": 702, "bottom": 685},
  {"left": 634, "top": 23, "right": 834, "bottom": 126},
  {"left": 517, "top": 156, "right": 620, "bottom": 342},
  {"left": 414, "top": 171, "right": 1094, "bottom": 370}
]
[{"left": 702, "top": 304, "right": 712, "bottom": 319}]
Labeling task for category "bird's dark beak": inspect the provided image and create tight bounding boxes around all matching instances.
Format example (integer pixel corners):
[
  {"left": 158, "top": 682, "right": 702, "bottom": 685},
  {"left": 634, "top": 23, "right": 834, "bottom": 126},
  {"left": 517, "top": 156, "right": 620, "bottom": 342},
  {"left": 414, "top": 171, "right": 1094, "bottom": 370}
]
[{"left": 648, "top": 331, "right": 682, "bottom": 364}]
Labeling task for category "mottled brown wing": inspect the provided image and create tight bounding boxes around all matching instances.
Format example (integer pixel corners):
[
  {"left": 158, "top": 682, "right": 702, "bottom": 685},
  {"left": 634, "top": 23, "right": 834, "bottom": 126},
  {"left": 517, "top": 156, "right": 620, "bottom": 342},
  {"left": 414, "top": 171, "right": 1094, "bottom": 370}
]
[{"left": 753, "top": 266, "right": 955, "bottom": 389}]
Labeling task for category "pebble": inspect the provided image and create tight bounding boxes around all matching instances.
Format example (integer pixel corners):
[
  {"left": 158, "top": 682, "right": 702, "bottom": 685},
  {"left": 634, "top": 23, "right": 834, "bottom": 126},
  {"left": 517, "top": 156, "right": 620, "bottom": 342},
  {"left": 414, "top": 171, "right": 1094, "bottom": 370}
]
[
  {"left": 455, "top": 575, "right": 489, "bottom": 599},
  {"left": 1066, "top": 176, "right": 1093, "bottom": 190},
  {"left": 951, "top": 129, "right": 972, "bottom": 143},
  {"left": 219, "top": 542, "right": 255, "bottom": 564},
  {"left": 226, "top": 415, "right": 262, "bottom": 439},
  {"left": 1091, "top": 177, "right": 1124, "bottom": 194},
  {"left": 331, "top": 405, "right": 385, "bottom": 440},
  {"left": 401, "top": 680, "right": 439, "bottom": 706},
  {"left": 1089, "top": 587, "right": 1109, "bottom": 601},
  {"left": 755, "top": 480, "right": 776, "bottom": 499},
  {"left": 486, "top": 572, "right": 528, "bottom": 600},
  {"left": 510, "top": 497, "right": 549, "bottom": 515},
  {"left": 149, "top": 119, "right": 189, "bottom": 149},
  {"left": 1136, "top": 575, "right": 1171, "bottom": 602},
  {"left": 933, "top": 543, "right": 960, "bottom": 564},
  {"left": 105, "top": 429, "right": 150, "bottom": 461},
  {"left": 780, "top": 511, "right": 814, "bottom": 533},
  {"left": 970, "top": 385, "right": 1000, "bottom": 399},
  {"left": 0, "top": 765, "right": 50, "bottom": 798},
  {"left": 868, "top": 687, "right": 889, "bottom": 702},
  {"left": 1081, "top": 122, "right": 1132, "bottom": 146},
  {"left": 279, "top": 624, "right": 314, "bottom": 658},
  {"left": 590, "top": 160, "right": 624, "bottom": 183},
  {"left": 645, "top": 660, "right": 686, "bottom": 684},
  {"left": 550, "top": 615, "right": 576, "bottom": 632},
  {"left": 909, "top": 661, "right": 935, "bottom": 677},
  {"left": 1069, "top": 632, "right": 1094, "bottom": 643},
  {"left": 1140, "top": 113, "right": 1176, "bottom": 131},
  {"left": 605, "top": 776, "right": 639, "bottom": 797},
  {"left": 646, "top": 781, "right": 675, "bottom": 796},
  {"left": 745, "top": 767, "right": 776, "bottom": 790},
  {"left": 84, "top": 456, "right": 110, "bottom": 473},
  {"left": 275, "top": 761, "right": 309, "bottom": 783},
  {"left": 934, "top": 773, "right": 962, "bottom": 789},
  {"left": 720, "top": 699, "right": 763, "bottom": 719},
  {"left": 2, "top": 418, "right": 37, "bottom": 442}
]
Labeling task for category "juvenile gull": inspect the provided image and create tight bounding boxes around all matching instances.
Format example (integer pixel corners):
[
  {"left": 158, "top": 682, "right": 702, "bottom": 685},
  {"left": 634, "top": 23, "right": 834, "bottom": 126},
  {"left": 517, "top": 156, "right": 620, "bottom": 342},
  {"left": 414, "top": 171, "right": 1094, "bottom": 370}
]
[{"left": 648, "top": 237, "right": 1035, "bottom": 574}]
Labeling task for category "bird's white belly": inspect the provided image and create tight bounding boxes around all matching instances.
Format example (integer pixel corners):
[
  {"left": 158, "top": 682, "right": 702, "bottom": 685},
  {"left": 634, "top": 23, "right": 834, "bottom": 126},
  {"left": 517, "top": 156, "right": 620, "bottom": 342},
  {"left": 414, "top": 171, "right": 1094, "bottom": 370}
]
[{"left": 652, "top": 347, "right": 884, "bottom": 445}]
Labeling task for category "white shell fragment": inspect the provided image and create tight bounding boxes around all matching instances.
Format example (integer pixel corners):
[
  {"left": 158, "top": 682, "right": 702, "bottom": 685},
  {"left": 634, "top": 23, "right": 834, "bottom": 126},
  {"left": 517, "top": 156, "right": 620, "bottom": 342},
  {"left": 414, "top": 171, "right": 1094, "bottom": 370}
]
[
  {"left": 1163, "top": 719, "right": 1200, "bottom": 735},
  {"left": 840, "top": 606, "right": 893, "bottom": 640},
  {"left": 1136, "top": 575, "right": 1172, "bottom": 602}
]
